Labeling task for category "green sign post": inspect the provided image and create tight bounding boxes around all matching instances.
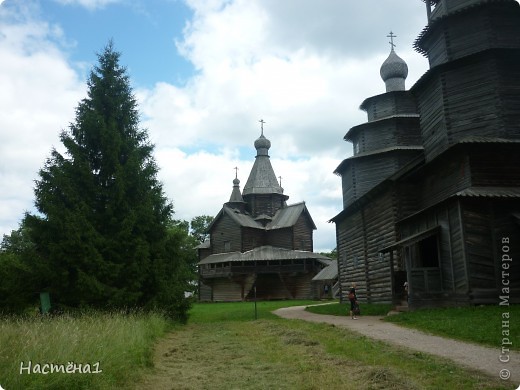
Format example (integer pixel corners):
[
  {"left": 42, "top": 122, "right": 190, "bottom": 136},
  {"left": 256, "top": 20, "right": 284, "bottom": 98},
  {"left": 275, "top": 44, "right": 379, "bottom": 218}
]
[{"left": 39, "top": 292, "right": 51, "bottom": 314}]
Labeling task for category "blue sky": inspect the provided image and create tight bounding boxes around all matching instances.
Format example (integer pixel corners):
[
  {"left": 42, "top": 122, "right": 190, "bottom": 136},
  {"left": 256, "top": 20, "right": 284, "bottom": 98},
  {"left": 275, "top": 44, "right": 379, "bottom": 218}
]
[
  {"left": 36, "top": 0, "right": 194, "bottom": 87},
  {"left": 0, "top": 0, "right": 439, "bottom": 251}
]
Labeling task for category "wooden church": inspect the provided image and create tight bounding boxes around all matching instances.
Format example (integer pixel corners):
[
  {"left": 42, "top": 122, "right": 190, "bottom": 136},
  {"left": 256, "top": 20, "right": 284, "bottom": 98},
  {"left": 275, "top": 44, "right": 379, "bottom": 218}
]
[
  {"left": 197, "top": 126, "right": 331, "bottom": 301},
  {"left": 332, "top": 0, "right": 520, "bottom": 308}
]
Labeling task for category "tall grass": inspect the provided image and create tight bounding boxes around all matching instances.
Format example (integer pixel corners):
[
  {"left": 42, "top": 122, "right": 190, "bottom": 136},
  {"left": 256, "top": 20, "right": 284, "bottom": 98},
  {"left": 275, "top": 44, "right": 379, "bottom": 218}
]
[{"left": 0, "top": 311, "right": 171, "bottom": 389}]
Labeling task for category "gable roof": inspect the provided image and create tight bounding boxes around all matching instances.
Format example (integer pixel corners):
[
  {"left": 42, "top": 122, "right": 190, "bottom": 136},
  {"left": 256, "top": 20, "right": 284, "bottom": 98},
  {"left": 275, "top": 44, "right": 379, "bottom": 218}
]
[
  {"left": 208, "top": 202, "right": 317, "bottom": 232},
  {"left": 207, "top": 205, "right": 263, "bottom": 232},
  {"left": 312, "top": 260, "right": 338, "bottom": 281},
  {"left": 267, "top": 202, "right": 317, "bottom": 230}
]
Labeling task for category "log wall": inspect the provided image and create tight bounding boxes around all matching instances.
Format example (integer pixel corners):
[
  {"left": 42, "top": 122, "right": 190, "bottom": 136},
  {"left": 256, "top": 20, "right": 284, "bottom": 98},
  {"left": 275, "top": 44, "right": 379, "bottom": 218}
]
[
  {"left": 336, "top": 190, "right": 399, "bottom": 304},
  {"left": 350, "top": 117, "right": 421, "bottom": 155},
  {"left": 461, "top": 199, "right": 520, "bottom": 304},
  {"left": 424, "top": 3, "right": 520, "bottom": 68},
  {"left": 416, "top": 51, "right": 520, "bottom": 162},
  {"left": 211, "top": 213, "right": 242, "bottom": 253},
  {"left": 293, "top": 214, "right": 314, "bottom": 251},
  {"left": 361, "top": 91, "right": 418, "bottom": 122}
]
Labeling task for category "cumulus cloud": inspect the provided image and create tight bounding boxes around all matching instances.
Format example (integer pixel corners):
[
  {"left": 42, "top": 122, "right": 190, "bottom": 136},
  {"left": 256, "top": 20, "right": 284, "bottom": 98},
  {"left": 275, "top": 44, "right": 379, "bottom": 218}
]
[
  {"left": 139, "top": 0, "right": 430, "bottom": 250},
  {"left": 0, "top": 2, "right": 85, "bottom": 234},
  {"left": 0, "top": 0, "right": 431, "bottom": 251}
]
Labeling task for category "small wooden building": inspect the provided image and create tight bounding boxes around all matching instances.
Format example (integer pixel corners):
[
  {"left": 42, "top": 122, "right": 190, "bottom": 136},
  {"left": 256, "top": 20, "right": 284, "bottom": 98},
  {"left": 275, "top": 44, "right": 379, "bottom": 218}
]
[
  {"left": 333, "top": 0, "right": 520, "bottom": 308},
  {"left": 311, "top": 260, "right": 339, "bottom": 300},
  {"left": 198, "top": 130, "right": 331, "bottom": 301}
]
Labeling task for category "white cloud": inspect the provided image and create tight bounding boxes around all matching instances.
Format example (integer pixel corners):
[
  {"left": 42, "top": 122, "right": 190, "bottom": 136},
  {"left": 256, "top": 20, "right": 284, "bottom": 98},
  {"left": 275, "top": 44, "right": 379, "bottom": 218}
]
[
  {"left": 0, "top": 0, "right": 431, "bottom": 252},
  {"left": 0, "top": 4, "right": 85, "bottom": 235},
  {"left": 52, "top": 0, "right": 121, "bottom": 11},
  {"left": 138, "top": 0, "right": 430, "bottom": 250}
]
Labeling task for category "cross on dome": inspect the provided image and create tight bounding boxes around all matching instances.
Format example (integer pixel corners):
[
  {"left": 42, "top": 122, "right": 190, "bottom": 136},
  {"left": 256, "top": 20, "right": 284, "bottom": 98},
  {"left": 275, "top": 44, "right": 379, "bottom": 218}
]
[
  {"left": 387, "top": 31, "right": 397, "bottom": 51},
  {"left": 259, "top": 119, "right": 266, "bottom": 136}
]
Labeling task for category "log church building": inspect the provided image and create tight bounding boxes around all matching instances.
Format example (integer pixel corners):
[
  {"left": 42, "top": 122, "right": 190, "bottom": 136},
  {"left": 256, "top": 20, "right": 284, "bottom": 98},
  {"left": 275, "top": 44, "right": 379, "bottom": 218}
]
[
  {"left": 197, "top": 125, "right": 332, "bottom": 301},
  {"left": 332, "top": 0, "right": 520, "bottom": 309}
]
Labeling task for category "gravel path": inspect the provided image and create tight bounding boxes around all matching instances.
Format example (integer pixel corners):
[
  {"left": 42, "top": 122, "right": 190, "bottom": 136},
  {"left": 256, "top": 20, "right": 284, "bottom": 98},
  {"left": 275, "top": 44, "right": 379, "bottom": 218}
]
[{"left": 273, "top": 305, "right": 520, "bottom": 385}]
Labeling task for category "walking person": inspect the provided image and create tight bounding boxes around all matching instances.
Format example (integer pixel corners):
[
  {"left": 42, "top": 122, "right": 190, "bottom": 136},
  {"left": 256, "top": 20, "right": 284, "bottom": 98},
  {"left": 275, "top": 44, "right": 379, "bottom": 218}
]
[{"left": 348, "top": 282, "right": 358, "bottom": 319}]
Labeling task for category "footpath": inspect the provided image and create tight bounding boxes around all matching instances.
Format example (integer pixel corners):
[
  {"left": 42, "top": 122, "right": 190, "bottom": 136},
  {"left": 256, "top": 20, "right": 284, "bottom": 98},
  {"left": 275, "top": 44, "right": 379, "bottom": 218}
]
[{"left": 273, "top": 305, "right": 520, "bottom": 385}]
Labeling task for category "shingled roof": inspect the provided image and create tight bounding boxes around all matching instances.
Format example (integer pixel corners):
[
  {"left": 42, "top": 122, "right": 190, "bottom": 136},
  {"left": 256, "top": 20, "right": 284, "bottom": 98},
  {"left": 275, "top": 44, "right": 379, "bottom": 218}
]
[{"left": 199, "top": 245, "right": 331, "bottom": 265}]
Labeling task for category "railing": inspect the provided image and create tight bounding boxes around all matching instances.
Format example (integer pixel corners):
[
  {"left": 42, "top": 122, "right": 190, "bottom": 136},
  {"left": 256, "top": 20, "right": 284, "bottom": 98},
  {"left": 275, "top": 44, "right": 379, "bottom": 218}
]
[{"left": 332, "top": 281, "right": 340, "bottom": 298}]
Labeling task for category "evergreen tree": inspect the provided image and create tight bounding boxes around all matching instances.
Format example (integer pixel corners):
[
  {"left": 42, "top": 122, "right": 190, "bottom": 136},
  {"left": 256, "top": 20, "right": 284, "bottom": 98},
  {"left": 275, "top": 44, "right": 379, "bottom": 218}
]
[{"left": 24, "top": 42, "right": 193, "bottom": 319}]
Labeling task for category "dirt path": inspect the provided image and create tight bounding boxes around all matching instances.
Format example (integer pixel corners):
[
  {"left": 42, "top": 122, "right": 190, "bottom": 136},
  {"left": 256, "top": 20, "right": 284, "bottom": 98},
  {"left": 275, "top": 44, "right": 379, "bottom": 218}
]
[{"left": 273, "top": 305, "right": 520, "bottom": 385}]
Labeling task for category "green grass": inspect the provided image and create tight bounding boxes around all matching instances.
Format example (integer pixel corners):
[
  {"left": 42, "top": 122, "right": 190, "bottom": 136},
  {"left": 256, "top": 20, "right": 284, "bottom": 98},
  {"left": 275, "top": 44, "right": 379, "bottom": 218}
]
[
  {"left": 189, "top": 299, "right": 316, "bottom": 323},
  {"left": 0, "top": 311, "right": 172, "bottom": 390},
  {"left": 133, "top": 301, "right": 509, "bottom": 389},
  {"left": 305, "top": 302, "right": 520, "bottom": 351},
  {"left": 2, "top": 302, "right": 514, "bottom": 389},
  {"left": 305, "top": 301, "right": 392, "bottom": 316},
  {"left": 385, "top": 305, "right": 520, "bottom": 350}
]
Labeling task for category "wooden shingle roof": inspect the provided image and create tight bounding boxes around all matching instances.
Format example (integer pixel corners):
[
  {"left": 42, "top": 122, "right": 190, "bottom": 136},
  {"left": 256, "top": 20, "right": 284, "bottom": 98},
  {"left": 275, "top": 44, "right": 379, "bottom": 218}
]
[{"left": 199, "top": 245, "right": 332, "bottom": 265}]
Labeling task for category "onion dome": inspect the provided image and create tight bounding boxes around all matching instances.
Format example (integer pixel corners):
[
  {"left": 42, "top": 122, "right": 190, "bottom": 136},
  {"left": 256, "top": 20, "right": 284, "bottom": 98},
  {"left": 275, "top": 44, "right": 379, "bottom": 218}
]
[
  {"left": 228, "top": 175, "right": 246, "bottom": 206},
  {"left": 380, "top": 36, "right": 408, "bottom": 92},
  {"left": 254, "top": 134, "right": 271, "bottom": 156}
]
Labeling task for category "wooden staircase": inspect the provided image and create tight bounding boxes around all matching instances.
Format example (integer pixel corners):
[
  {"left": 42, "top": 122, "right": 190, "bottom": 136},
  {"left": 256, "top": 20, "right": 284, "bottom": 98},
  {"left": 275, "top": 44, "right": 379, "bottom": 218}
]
[{"left": 387, "top": 300, "right": 409, "bottom": 316}]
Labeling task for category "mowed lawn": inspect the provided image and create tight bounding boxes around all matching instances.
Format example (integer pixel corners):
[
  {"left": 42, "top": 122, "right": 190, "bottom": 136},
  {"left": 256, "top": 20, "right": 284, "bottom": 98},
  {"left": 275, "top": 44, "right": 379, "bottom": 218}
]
[
  {"left": 134, "top": 301, "right": 510, "bottom": 390},
  {"left": 1, "top": 302, "right": 514, "bottom": 389}
]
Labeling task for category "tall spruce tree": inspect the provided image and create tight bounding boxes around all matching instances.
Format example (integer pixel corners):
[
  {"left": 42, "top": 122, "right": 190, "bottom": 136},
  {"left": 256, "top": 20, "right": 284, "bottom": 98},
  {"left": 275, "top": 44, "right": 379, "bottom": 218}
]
[{"left": 25, "top": 42, "right": 192, "bottom": 319}]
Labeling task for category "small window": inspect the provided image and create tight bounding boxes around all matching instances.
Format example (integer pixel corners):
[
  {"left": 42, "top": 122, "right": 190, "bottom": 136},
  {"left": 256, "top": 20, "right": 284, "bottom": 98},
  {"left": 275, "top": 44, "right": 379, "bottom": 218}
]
[{"left": 224, "top": 241, "right": 231, "bottom": 252}]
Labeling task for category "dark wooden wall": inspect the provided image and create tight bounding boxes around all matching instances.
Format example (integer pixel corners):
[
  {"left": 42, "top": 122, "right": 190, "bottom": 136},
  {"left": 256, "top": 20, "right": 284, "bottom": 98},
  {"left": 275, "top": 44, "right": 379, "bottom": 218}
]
[
  {"left": 470, "top": 145, "right": 520, "bottom": 186},
  {"left": 349, "top": 117, "right": 421, "bottom": 155},
  {"left": 293, "top": 214, "right": 314, "bottom": 251},
  {"left": 399, "top": 199, "right": 467, "bottom": 301},
  {"left": 336, "top": 189, "right": 399, "bottom": 304},
  {"left": 211, "top": 213, "right": 242, "bottom": 253},
  {"left": 416, "top": 153, "right": 471, "bottom": 210},
  {"left": 462, "top": 199, "right": 520, "bottom": 304},
  {"left": 415, "top": 51, "right": 520, "bottom": 162},
  {"left": 421, "top": 3, "right": 520, "bottom": 68},
  {"left": 266, "top": 227, "right": 293, "bottom": 250},
  {"left": 242, "top": 227, "right": 264, "bottom": 252},
  {"left": 361, "top": 91, "right": 418, "bottom": 122},
  {"left": 340, "top": 151, "right": 421, "bottom": 208},
  {"left": 244, "top": 193, "right": 286, "bottom": 218}
]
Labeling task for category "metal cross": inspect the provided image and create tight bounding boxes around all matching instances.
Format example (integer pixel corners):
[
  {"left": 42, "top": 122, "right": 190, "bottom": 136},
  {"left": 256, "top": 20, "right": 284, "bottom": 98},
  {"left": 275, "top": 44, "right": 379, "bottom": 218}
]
[
  {"left": 387, "top": 31, "right": 396, "bottom": 50},
  {"left": 259, "top": 119, "right": 266, "bottom": 135},
  {"left": 234, "top": 166, "right": 239, "bottom": 179}
]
